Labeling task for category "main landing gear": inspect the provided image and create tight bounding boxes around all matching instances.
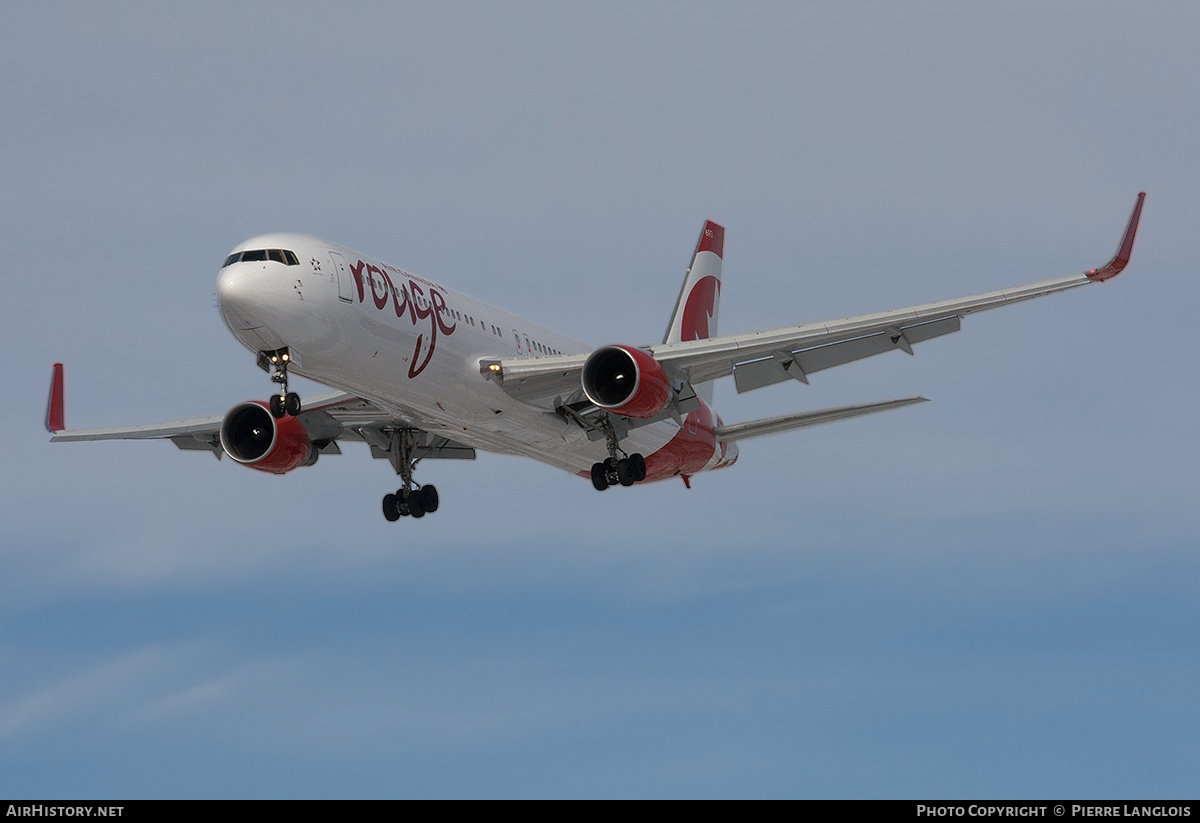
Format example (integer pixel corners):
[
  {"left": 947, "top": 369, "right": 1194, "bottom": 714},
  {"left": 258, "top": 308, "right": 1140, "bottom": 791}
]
[
  {"left": 379, "top": 428, "right": 441, "bottom": 521},
  {"left": 590, "top": 453, "right": 647, "bottom": 491},
  {"left": 259, "top": 348, "right": 301, "bottom": 419},
  {"left": 589, "top": 414, "right": 647, "bottom": 491},
  {"left": 382, "top": 484, "right": 440, "bottom": 521}
]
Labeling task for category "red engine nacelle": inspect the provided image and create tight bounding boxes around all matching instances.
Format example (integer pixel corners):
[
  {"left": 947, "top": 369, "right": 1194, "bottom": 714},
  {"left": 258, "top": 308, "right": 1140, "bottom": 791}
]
[
  {"left": 581, "top": 345, "right": 672, "bottom": 419},
  {"left": 219, "top": 401, "right": 314, "bottom": 474}
]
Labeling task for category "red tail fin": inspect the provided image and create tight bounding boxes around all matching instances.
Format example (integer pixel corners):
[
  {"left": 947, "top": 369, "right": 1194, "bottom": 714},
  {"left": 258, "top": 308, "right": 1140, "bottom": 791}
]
[{"left": 664, "top": 220, "right": 724, "bottom": 344}]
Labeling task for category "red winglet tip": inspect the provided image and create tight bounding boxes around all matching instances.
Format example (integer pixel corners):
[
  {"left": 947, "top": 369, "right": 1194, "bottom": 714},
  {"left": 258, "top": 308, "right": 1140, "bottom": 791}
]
[
  {"left": 1087, "top": 192, "right": 1145, "bottom": 282},
  {"left": 46, "top": 363, "right": 65, "bottom": 433}
]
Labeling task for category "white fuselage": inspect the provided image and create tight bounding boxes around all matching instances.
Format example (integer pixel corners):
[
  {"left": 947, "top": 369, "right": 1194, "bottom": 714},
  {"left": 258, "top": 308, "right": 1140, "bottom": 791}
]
[{"left": 215, "top": 233, "right": 736, "bottom": 479}]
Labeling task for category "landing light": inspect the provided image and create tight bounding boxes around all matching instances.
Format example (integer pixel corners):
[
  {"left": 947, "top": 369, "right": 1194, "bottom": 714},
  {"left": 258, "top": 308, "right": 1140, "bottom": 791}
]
[
  {"left": 489, "top": 364, "right": 501, "bottom": 371},
  {"left": 282, "top": 353, "right": 289, "bottom": 362}
]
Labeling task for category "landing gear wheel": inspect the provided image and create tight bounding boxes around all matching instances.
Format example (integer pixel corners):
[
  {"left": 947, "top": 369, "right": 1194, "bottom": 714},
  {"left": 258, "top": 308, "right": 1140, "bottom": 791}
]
[
  {"left": 616, "top": 458, "right": 636, "bottom": 487},
  {"left": 269, "top": 394, "right": 285, "bottom": 419},
  {"left": 591, "top": 462, "right": 609, "bottom": 491},
  {"left": 420, "top": 484, "right": 439, "bottom": 513},
  {"left": 629, "top": 453, "right": 647, "bottom": 482},
  {"left": 408, "top": 490, "right": 426, "bottom": 518},
  {"left": 382, "top": 493, "right": 401, "bottom": 522},
  {"left": 284, "top": 392, "right": 301, "bottom": 416}
]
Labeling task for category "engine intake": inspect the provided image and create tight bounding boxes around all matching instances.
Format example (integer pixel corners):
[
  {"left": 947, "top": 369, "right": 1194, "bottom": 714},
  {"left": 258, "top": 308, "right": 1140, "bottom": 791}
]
[
  {"left": 581, "top": 345, "right": 672, "bottom": 419},
  {"left": 219, "top": 401, "right": 313, "bottom": 474}
]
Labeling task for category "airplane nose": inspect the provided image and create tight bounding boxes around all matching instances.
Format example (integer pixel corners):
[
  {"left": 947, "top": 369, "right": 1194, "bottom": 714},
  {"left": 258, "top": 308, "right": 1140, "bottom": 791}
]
[
  {"left": 216, "top": 263, "right": 289, "bottom": 351},
  {"left": 216, "top": 265, "right": 261, "bottom": 331}
]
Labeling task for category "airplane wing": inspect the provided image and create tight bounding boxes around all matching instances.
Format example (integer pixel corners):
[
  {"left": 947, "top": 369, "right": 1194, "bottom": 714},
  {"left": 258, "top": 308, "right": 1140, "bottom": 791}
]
[
  {"left": 45, "top": 364, "right": 476, "bottom": 461},
  {"left": 485, "top": 192, "right": 1145, "bottom": 406}
]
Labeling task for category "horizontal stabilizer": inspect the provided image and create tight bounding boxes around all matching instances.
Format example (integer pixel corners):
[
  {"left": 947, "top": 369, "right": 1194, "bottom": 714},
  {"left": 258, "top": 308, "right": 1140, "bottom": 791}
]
[{"left": 713, "top": 397, "right": 928, "bottom": 442}]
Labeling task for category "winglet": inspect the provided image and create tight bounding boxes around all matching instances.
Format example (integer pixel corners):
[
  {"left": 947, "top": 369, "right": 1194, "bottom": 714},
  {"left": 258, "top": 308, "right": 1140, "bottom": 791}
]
[
  {"left": 1087, "top": 192, "right": 1145, "bottom": 282},
  {"left": 46, "top": 363, "right": 65, "bottom": 433}
]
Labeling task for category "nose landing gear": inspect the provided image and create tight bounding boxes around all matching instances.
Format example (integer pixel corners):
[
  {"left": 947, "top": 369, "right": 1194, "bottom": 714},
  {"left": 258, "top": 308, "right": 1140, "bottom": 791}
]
[{"left": 258, "top": 348, "right": 302, "bottom": 419}]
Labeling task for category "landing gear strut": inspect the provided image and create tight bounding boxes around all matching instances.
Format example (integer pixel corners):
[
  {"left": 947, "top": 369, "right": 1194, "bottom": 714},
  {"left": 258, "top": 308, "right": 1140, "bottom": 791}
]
[
  {"left": 259, "top": 348, "right": 301, "bottom": 419},
  {"left": 379, "top": 428, "right": 441, "bottom": 521},
  {"left": 589, "top": 414, "right": 647, "bottom": 491}
]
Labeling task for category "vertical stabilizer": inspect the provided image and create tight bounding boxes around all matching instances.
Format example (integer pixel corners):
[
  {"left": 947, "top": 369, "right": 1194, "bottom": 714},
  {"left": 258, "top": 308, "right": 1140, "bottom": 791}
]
[{"left": 663, "top": 221, "right": 724, "bottom": 403}]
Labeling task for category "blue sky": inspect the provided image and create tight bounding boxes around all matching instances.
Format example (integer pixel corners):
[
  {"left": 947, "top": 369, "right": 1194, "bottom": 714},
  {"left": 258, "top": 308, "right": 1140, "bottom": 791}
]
[{"left": 2, "top": 2, "right": 1198, "bottom": 798}]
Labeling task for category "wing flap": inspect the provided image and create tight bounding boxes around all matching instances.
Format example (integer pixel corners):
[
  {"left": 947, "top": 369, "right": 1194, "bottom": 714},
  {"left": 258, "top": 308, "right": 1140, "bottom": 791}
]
[
  {"left": 170, "top": 434, "right": 222, "bottom": 455},
  {"left": 362, "top": 428, "right": 476, "bottom": 462},
  {"left": 481, "top": 353, "right": 589, "bottom": 406},
  {"left": 733, "top": 315, "right": 961, "bottom": 393}
]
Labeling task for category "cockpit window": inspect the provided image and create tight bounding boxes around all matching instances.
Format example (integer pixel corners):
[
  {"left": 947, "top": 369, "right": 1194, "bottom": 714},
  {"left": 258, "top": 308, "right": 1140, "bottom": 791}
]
[{"left": 221, "top": 249, "right": 300, "bottom": 267}]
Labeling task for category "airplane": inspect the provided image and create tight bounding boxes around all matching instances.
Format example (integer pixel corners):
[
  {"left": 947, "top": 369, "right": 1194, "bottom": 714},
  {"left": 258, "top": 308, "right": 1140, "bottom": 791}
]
[{"left": 46, "top": 193, "right": 1145, "bottom": 521}]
